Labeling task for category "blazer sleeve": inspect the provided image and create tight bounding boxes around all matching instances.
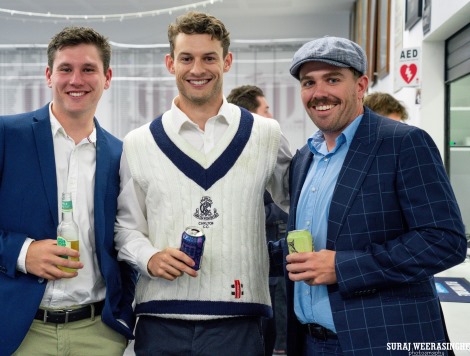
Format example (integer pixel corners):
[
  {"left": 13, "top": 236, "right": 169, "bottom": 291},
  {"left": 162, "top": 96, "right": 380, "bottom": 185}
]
[
  {"left": 335, "top": 126, "right": 467, "bottom": 297},
  {"left": 0, "top": 118, "right": 29, "bottom": 278}
]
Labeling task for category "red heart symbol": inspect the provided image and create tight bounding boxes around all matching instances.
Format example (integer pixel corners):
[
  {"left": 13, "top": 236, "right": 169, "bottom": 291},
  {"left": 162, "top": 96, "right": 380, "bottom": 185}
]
[{"left": 400, "top": 64, "right": 417, "bottom": 84}]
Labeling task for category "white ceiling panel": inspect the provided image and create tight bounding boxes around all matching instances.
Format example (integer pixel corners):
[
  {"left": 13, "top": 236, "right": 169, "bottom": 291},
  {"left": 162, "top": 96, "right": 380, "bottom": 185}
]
[{"left": 0, "top": 0, "right": 355, "bottom": 45}]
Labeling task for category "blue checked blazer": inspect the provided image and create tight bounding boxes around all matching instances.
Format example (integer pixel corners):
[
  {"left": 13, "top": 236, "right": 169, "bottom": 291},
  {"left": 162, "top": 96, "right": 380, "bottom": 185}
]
[
  {"left": 280, "top": 107, "right": 467, "bottom": 356},
  {"left": 0, "top": 104, "right": 137, "bottom": 355}
]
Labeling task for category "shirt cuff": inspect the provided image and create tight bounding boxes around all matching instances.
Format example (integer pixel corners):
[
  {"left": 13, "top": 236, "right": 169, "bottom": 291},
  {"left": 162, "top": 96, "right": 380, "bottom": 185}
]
[
  {"left": 137, "top": 246, "right": 161, "bottom": 279},
  {"left": 17, "top": 237, "right": 35, "bottom": 274}
]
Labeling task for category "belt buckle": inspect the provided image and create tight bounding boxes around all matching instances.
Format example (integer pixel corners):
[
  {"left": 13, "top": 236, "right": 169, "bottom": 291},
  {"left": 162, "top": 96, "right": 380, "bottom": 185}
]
[
  {"left": 308, "top": 324, "right": 328, "bottom": 341},
  {"left": 40, "top": 303, "right": 96, "bottom": 324},
  {"left": 42, "top": 308, "right": 74, "bottom": 324}
]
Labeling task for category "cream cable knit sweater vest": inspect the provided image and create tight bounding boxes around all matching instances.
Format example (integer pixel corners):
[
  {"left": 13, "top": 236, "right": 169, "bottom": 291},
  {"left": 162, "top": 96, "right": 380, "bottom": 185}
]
[{"left": 124, "top": 106, "right": 281, "bottom": 320}]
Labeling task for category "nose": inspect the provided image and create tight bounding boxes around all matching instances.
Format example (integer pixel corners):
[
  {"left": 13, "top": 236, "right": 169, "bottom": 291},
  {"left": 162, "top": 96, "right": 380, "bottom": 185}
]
[
  {"left": 69, "top": 70, "right": 84, "bottom": 85},
  {"left": 190, "top": 58, "right": 205, "bottom": 75},
  {"left": 311, "top": 81, "right": 328, "bottom": 98},
  {"left": 305, "top": 82, "right": 330, "bottom": 107}
]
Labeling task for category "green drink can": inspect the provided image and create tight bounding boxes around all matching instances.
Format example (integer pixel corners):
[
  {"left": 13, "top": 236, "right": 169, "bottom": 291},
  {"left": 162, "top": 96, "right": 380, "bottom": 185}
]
[{"left": 287, "top": 229, "right": 313, "bottom": 253}]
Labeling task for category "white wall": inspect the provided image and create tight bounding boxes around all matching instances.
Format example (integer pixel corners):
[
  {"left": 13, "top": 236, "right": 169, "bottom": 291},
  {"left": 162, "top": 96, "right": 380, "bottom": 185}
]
[{"left": 369, "top": 0, "right": 470, "bottom": 156}]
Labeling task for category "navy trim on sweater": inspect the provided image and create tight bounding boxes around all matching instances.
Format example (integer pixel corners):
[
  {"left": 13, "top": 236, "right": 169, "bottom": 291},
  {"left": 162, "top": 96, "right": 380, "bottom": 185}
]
[
  {"left": 135, "top": 299, "right": 273, "bottom": 319},
  {"left": 149, "top": 107, "right": 254, "bottom": 190}
]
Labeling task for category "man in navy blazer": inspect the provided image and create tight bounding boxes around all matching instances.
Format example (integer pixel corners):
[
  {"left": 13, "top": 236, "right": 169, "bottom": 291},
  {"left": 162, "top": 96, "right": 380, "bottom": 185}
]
[
  {"left": 0, "top": 27, "right": 136, "bottom": 355},
  {"left": 279, "top": 37, "right": 466, "bottom": 355}
]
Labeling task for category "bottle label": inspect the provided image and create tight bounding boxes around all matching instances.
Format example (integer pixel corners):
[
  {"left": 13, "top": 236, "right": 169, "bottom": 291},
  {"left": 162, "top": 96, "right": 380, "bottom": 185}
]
[
  {"left": 57, "top": 236, "right": 71, "bottom": 249},
  {"left": 57, "top": 236, "right": 79, "bottom": 272},
  {"left": 62, "top": 200, "right": 73, "bottom": 212}
]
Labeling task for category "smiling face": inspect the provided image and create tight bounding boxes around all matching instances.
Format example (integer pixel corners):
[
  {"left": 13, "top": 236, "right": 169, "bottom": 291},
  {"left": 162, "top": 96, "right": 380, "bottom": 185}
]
[
  {"left": 46, "top": 43, "right": 111, "bottom": 122},
  {"left": 165, "top": 33, "right": 232, "bottom": 112},
  {"left": 299, "top": 61, "right": 368, "bottom": 145}
]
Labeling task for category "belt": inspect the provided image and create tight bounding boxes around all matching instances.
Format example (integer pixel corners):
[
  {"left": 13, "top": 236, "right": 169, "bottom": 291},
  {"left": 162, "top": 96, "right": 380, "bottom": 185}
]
[
  {"left": 303, "top": 323, "right": 338, "bottom": 341},
  {"left": 34, "top": 301, "right": 104, "bottom": 324}
]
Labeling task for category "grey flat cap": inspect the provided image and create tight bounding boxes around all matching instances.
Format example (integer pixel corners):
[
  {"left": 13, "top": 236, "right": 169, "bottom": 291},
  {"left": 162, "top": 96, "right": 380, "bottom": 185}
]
[{"left": 290, "top": 36, "right": 367, "bottom": 80}]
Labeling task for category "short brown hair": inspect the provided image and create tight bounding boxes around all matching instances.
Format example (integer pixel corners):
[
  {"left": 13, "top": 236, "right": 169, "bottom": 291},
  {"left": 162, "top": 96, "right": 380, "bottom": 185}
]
[
  {"left": 227, "top": 85, "right": 265, "bottom": 112},
  {"left": 167, "top": 11, "right": 230, "bottom": 58},
  {"left": 47, "top": 26, "right": 111, "bottom": 74},
  {"left": 363, "top": 92, "right": 408, "bottom": 121}
]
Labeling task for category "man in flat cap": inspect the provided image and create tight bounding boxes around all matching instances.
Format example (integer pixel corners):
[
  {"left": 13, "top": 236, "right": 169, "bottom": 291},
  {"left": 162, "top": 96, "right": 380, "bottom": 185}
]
[{"left": 278, "top": 36, "right": 466, "bottom": 355}]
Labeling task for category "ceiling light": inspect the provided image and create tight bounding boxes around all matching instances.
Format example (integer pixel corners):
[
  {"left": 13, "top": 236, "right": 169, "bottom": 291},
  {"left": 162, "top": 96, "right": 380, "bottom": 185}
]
[{"left": 0, "top": 0, "right": 223, "bottom": 22}]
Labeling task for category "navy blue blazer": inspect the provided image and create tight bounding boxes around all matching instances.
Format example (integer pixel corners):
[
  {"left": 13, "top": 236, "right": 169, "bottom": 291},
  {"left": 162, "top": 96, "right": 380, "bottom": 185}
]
[
  {"left": 277, "top": 107, "right": 466, "bottom": 355},
  {"left": 0, "top": 104, "right": 136, "bottom": 355}
]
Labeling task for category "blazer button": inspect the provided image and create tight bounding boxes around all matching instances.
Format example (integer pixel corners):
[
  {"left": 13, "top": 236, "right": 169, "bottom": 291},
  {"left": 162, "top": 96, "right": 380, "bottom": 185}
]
[{"left": 38, "top": 278, "right": 45, "bottom": 283}]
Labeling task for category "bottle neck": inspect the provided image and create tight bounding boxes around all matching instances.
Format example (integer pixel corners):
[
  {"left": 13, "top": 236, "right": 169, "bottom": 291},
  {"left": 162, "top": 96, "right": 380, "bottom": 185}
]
[{"left": 62, "top": 209, "right": 74, "bottom": 221}]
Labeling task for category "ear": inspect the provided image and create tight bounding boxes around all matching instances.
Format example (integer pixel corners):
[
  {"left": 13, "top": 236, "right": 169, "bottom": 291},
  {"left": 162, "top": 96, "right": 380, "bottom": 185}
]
[
  {"left": 165, "top": 54, "right": 175, "bottom": 74},
  {"left": 223, "top": 52, "right": 233, "bottom": 73},
  {"left": 104, "top": 68, "right": 112, "bottom": 90},
  {"left": 356, "top": 75, "right": 369, "bottom": 100},
  {"left": 45, "top": 66, "right": 52, "bottom": 88}
]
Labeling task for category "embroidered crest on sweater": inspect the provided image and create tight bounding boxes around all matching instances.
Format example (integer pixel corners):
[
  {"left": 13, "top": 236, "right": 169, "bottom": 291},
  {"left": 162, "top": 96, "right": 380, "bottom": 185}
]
[
  {"left": 194, "top": 196, "right": 219, "bottom": 228},
  {"left": 231, "top": 280, "right": 244, "bottom": 299}
]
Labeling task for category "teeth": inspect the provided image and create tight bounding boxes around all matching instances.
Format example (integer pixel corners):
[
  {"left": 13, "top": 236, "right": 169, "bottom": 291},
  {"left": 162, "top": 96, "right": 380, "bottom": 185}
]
[
  {"left": 316, "top": 104, "right": 335, "bottom": 111},
  {"left": 190, "top": 80, "right": 208, "bottom": 85},
  {"left": 69, "top": 92, "right": 85, "bottom": 97}
]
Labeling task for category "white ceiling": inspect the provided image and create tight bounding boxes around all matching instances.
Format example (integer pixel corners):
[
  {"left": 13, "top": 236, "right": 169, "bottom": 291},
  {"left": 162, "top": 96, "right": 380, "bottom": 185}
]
[{"left": 0, "top": 0, "right": 356, "bottom": 45}]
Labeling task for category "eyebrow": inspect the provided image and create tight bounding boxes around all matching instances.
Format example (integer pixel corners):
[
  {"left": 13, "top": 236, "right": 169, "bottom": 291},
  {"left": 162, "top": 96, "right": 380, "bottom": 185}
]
[
  {"left": 56, "top": 61, "right": 98, "bottom": 67},
  {"left": 325, "top": 70, "right": 345, "bottom": 77},
  {"left": 301, "top": 70, "right": 345, "bottom": 81},
  {"left": 178, "top": 51, "right": 219, "bottom": 56}
]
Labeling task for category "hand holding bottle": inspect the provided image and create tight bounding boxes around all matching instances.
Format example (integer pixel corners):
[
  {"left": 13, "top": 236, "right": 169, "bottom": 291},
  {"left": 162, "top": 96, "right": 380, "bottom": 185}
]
[
  {"left": 25, "top": 239, "right": 83, "bottom": 280},
  {"left": 24, "top": 192, "right": 83, "bottom": 280}
]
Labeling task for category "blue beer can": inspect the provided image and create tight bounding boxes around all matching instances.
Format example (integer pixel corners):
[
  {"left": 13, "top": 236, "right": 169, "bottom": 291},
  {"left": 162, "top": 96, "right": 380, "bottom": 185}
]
[{"left": 180, "top": 226, "right": 205, "bottom": 270}]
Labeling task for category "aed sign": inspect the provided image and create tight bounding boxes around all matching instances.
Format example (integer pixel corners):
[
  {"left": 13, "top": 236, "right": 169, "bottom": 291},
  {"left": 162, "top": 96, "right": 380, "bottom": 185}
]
[{"left": 396, "top": 47, "right": 420, "bottom": 87}]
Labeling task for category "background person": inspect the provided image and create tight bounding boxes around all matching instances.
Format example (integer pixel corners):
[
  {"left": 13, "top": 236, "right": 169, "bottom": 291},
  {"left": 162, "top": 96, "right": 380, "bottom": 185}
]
[
  {"left": 114, "top": 12, "right": 291, "bottom": 355},
  {"left": 277, "top": 36, "right": 466, "bottom": 355},
  {"left": 363, "top": 91, "right": 409, "bottom": 122},
  {"left": 227, "top": 84, "right": 273, "bottom": 118},
  {"left": 227, "top": 84, "right": 288, "bottom": 355},
  {"left": 0, "top": 27, "right": 136, "bottom": 356}
]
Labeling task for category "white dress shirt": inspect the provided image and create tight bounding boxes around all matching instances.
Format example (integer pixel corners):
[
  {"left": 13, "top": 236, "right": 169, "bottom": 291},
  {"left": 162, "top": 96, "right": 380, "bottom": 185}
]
[
  {"left": 115, "top": 98, "right": 291, "bottom": 275},
  {"left": 17, "top": 103, "right": 105, "bottom": 308}
]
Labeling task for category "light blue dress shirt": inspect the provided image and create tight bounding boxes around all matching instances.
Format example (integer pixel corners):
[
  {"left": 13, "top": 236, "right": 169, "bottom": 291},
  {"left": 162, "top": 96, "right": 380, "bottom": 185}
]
[{"left": 294, "top": 114, "right": 363, "bottom": 332}]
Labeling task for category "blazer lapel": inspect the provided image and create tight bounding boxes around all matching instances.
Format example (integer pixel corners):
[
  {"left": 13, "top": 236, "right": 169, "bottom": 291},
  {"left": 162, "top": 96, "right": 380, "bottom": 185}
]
[
  {"left": 327, "top": 108, "right": 382, "bottom": 244},
  {"left": 32, "top": 109, "right": 58, "bottom": 227},
  {"left": 289, "top": 145, "right": 313, "bottom": 229},
  {"left": 93, "top": 119, "right": 110, "bottom": 255}
]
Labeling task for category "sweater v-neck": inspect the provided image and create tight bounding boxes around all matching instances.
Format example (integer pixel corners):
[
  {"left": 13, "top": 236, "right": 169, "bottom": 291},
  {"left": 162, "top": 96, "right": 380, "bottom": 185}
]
[{"left": 149, "top": 107, "right": 254, "bottom": 190}]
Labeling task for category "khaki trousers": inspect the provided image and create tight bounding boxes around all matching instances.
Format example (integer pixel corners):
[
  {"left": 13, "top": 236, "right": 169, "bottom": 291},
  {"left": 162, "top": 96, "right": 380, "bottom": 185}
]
[{"left": 13, "top": 315, "right": 127, "bottom": 356}]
